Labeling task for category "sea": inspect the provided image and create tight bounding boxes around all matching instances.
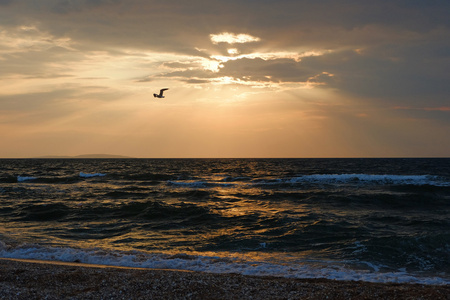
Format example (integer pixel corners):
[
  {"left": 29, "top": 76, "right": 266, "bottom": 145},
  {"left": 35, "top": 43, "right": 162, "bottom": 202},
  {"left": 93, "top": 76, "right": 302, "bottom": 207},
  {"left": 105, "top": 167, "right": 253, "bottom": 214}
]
[{"left": 1, "top": 158, "right": 449, "bottom": 285}]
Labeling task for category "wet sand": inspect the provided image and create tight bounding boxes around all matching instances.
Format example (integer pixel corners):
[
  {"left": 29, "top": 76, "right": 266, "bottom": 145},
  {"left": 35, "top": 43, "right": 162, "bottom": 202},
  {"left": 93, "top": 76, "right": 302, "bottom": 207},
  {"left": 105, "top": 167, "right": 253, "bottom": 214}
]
[{"left": 1, "top": 258, "right": 449, "bottom": 299}]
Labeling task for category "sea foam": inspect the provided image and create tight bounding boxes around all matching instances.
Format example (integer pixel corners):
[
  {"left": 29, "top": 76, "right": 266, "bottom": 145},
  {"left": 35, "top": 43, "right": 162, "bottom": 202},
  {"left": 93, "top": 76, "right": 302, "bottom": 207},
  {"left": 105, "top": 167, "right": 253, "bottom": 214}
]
[
  {"left": 17, "top": 176, "right": 37, "bottom": 182},
  {"left": 79, "top": 172, "right": 106, "bottom": 178},
  {"left": 0, "top": 243, "right": 448, "bottom": 285}
]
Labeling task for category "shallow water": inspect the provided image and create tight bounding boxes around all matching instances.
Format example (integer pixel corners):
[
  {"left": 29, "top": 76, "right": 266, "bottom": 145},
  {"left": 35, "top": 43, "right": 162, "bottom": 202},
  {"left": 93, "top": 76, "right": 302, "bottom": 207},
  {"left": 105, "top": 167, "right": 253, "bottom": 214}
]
[{"left": 1, "top": 158, "right": 449, "bottom": 284}]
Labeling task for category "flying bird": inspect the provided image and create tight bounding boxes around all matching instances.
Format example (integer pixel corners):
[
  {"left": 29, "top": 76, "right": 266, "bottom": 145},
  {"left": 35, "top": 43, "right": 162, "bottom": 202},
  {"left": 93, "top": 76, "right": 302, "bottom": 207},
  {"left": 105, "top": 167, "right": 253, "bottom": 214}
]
[{"left": 154, "top": 88, "right": 169, "bottom": 98}]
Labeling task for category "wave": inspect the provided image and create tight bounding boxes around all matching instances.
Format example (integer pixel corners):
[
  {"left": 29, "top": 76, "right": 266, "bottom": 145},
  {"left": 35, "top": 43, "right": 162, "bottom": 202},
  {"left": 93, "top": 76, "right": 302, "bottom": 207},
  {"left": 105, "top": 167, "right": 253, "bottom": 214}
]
[
  {"left": 167, "top": 180, "right": 235, "bottom": 188},
  {"left": 254, "top": 174, "right": 449, "bottom": 187},
  {"left": 15, "top": 203, "right": 71, "bottom": 221},
  {"left": 10, "top": 200, "right": 218, "bottom": 224},
  {"left": 5, "top": 172, "right": 448, "bottom": 187},
  {"left": 17, "top": 176, "right": 38, "bottom": 182},
  {"left": 167, "top": 174, "right": 449, "bottom": 189},
  {"left": 0, "top": 172, "right": 107, "bottom": 183},
  {"left": 126, "top": 172, "right": 176, "bottom": 181},
  {"left": 0, "top": 242, "right": 448, "bottom": 285},
  {"left": 79, "top": 172, "right": 106, "bottom": 178}
]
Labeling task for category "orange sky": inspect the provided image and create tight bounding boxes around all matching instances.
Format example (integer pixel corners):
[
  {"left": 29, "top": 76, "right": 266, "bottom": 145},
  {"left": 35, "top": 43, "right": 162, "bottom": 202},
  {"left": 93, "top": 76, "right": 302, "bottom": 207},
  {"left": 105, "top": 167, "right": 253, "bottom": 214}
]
[{"left": 0, "top": 1, "right": 449, "bottom": 157}]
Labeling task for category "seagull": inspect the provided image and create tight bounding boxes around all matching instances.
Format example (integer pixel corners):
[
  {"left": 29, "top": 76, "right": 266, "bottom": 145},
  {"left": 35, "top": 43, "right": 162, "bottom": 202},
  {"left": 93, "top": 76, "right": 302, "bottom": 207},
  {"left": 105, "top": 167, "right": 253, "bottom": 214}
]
[{"left": 153, "top": 88, "right": 169, "bottom": 98}]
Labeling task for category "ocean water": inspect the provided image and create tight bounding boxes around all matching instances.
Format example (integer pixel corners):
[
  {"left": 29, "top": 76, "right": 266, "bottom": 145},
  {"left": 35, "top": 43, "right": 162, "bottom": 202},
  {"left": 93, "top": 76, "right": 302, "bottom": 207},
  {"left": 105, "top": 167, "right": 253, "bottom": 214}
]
[{"left": 1, "top": 158, "right": 449, "bottom": 284}]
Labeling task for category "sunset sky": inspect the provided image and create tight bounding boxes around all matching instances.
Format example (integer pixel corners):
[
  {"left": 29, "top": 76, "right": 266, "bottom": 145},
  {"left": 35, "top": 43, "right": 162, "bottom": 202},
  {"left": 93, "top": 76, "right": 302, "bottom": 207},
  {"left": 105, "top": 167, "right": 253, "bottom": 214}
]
[{"left": 1, "top": 0, "right": 449, "bottom": 158}]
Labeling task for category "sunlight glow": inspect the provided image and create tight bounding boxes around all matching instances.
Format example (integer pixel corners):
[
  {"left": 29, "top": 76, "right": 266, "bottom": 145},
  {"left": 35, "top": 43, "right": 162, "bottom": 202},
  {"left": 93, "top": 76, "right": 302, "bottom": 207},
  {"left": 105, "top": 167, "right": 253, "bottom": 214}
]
[
  {"left": 210, "top": 32, "right": 261, "bottom": 44},
  {"left": 200, "top": 59, "right": 224, "bottom": 72},
  {"left": 211, "top": 76, "right": 278, "bottom": 88},
  {"left": 210, "top": 50, "right": 329, "bottom": 63}
]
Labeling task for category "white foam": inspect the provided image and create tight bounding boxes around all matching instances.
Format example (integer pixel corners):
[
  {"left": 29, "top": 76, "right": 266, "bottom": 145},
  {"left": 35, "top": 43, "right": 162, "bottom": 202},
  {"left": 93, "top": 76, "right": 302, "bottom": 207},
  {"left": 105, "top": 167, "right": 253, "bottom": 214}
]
[
  {"left": 17, "top": 176, "right": 37, "bottom": 182},
  {"left": 1, "top": 243, "right": 448, "bottom": 285},
  {"left": 79, "top": 172, "right": 106, "bottom": 178}
]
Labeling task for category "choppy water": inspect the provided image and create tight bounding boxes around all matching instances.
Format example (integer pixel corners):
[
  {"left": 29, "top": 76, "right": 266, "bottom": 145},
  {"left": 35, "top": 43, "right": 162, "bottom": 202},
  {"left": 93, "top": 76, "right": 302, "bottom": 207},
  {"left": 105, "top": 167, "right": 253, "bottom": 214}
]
[{"left": 1, "top": 158, "right": 449, "bottom": 284}]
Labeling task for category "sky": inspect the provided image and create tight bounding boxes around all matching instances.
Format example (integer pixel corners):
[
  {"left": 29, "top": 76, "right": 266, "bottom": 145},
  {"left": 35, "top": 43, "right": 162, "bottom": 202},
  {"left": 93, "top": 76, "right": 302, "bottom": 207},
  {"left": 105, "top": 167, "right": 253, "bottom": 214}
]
[{"left": 1, "top": 0, "right": 449, "bottom": 158}]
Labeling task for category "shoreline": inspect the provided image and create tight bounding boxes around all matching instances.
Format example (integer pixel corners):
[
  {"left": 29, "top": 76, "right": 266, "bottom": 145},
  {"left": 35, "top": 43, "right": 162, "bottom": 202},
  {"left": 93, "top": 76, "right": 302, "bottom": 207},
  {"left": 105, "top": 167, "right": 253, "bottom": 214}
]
[{"left": 1, "top": 258, "right": 449, "bottom": 299}]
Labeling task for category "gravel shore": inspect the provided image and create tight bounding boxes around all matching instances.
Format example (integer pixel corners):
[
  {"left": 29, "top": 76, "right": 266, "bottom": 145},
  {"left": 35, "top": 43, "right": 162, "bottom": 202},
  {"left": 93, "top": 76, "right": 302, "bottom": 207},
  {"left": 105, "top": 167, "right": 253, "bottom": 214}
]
[{"left": 1, "top": 258, "right": 449, "bottom": 299}]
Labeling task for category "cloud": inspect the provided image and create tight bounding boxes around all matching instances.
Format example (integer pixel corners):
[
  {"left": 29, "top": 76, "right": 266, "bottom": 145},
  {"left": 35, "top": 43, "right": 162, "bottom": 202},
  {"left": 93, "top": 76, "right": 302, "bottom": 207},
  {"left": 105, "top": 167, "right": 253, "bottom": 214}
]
[
  {"left": 210, "top": 32, "right": 261, "bottom": 44},
  {"left": 2, "top": 2, "right": 449, "bottom": 92},
  {"left": 0, "top": 0, "right": 449, "bottom": 157},
  {"left": 392, "top": 106, "right": 450, "bottom": 124},
  {"left": 0, "top": 0, "right": 13, "bottom": 6},
  {"left": 394, "top": 106, "right": 450, "bottom": 112}
]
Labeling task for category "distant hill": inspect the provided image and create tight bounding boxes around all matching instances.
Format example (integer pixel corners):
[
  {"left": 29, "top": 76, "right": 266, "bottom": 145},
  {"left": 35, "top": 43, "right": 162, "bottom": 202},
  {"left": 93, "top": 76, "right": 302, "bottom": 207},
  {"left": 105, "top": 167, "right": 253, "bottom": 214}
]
[{"left": 35, "top": 154, "right": 134, "bottom": 159}]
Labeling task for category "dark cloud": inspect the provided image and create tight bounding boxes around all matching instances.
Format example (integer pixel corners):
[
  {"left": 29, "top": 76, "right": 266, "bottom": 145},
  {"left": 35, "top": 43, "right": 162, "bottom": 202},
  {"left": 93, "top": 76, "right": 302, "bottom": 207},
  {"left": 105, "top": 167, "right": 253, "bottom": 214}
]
[
  {"left": 0, "top": 0, "right": 13, "bottom": 6},
  {"left": 39, "top": 0, "right": 122, "bottom": 14},
  {"left": 1, "top": 0, "right": 449, "bottom": 104},
  {"left": 299, "top": 41, "right": 450, "bottom": 106},
  {"left": 3, "top": 0, "right": 449, "bottom": 53},
  {"left": 394, "top": 107, "right": 450, "bottom": 125},
  {"left": 183, "top": 79, "right": 210, "bottom": 84},
  {"left": 156, "top": 68, "right": 216, "bottom": 81},
  {"left": 219, "top": 58, "right": 311, "bottom": 83},
  {"left": 148, "top": 57, "right": 320, "bottom": 85}
]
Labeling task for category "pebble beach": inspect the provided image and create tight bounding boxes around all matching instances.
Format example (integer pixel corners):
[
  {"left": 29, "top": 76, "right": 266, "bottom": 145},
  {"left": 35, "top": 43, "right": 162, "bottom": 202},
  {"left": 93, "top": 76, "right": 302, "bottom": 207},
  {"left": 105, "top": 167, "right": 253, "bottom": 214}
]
[{"left": 1, "top": 258, "right": 449, "bottom": 299}]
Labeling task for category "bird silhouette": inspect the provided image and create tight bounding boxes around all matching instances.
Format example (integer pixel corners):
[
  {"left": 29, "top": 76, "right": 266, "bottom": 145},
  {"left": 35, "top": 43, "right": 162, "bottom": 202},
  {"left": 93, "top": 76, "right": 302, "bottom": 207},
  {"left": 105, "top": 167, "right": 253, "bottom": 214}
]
[{"left": 153, "top": 88, "right": 169, "bottom": 98}]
